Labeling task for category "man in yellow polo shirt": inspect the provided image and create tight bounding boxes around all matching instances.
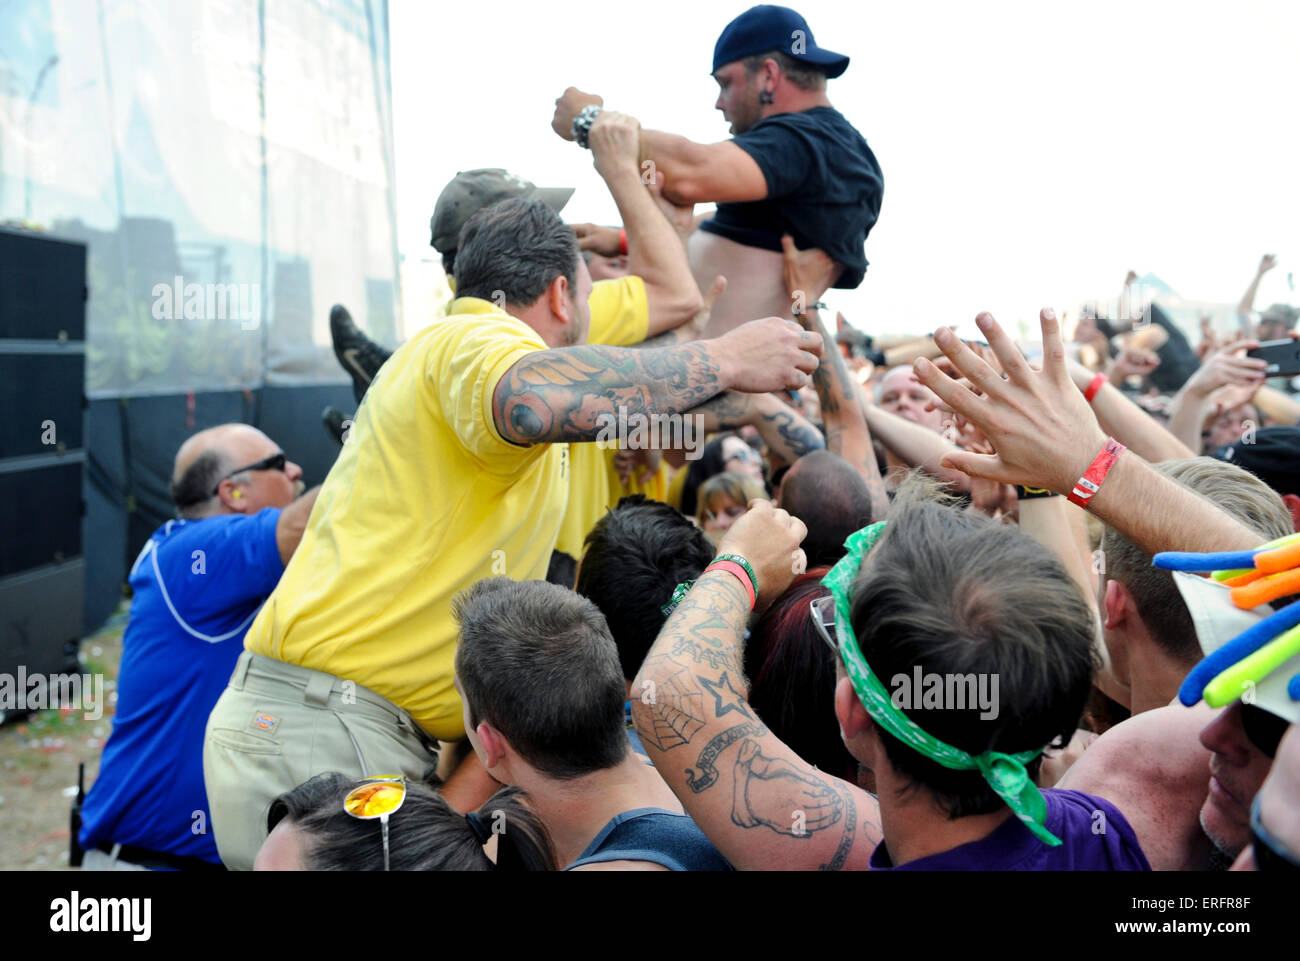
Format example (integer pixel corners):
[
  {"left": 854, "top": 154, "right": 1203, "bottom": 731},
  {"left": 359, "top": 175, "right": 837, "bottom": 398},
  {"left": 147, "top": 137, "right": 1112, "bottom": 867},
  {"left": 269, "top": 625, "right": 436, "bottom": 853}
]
[{"left": 203, "top": 113, "right": 824, "bottom": 869}]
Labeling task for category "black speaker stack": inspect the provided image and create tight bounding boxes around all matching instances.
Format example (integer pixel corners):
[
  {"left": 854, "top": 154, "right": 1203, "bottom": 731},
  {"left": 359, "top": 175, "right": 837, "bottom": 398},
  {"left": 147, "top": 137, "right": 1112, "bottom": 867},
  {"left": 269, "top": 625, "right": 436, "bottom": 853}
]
[{"left": 0, "top": 226, "right": 88, "bottom": 711}]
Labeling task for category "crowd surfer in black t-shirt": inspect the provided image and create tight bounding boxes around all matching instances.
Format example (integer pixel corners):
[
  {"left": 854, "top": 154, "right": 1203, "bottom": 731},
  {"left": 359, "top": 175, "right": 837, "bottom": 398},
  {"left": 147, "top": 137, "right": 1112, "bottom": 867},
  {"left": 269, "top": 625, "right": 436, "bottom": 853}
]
[{"left": 551, "top": 4, "right": 884, "bottom": 336}]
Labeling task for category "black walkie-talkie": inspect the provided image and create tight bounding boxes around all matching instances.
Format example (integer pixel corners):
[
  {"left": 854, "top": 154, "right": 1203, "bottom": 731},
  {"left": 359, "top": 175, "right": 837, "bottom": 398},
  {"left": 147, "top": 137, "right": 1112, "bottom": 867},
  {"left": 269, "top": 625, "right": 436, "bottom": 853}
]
[{"left": 69, "top": 761, "right": 85, "bottom": 867}]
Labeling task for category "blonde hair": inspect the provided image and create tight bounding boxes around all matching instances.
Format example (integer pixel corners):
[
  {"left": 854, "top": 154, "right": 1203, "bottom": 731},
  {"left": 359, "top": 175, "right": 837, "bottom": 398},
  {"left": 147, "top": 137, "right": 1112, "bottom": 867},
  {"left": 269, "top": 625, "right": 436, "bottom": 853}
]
[{"left": 696, "top": 472, "right": 768, "bottom": 526}]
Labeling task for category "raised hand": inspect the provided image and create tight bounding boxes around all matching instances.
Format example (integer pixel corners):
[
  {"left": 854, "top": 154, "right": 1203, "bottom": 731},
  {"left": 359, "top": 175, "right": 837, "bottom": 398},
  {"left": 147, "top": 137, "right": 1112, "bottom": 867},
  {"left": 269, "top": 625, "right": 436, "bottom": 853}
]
[
  {"left": 780, "top": 234, "right": 841, "bottom": 324},
  {"left": 551, "top": 86, "right": 603, "bottom": 141},
  {"left": 912, "top": 309, "right": 1108, "bottom": 495},
  {"left": 715, "top": 498, "right": 808, "bottom": 610},
  {"left": 1180, "top": 337, "right": 1267, "bottom": 401},
  {"left": 588, "top": 110, "right": 642, "bottom": 181},
  {"left": 1105, "top": 344, "right": 1161, "bottom": 381}
]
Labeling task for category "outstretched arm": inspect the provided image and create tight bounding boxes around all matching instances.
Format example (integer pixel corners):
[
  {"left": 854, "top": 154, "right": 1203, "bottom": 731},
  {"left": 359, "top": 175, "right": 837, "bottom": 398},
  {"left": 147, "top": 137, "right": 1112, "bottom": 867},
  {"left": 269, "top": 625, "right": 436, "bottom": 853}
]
[
  {"left": 912, "top": 310, "right": 1264, "bottom": 556},
  {"left": 551, "top": 88, "right": 767, "bottom": 205},
  {"left": 631, "top": 501, "right": 881, "bottom": 871},
  {"left": 492, "top": 318, "right": 822, "bottom": 445},
  {"left": 588, "top": 111, "right": 702, "bottom": 334},
  {"left": 275, "top": 486, "right": 321, "bottom": 565},
  {"left": 779, "top": 236, "right": 886, "bottom": 520},
  {"left": 1163, "top": 338, "right": 1265, "bottom": 452},
  {"left": 693, "top": 389, "right": 825, "bottom": 464},
  {"left": 1237, "top": 254, "right": 1277, "bottom": 332},
  {"left": 1065, "top": 356, "right": 1197, "bottom": 462},
  {"left": 861, "top": 402, "right": 970, "bottom": 491}
]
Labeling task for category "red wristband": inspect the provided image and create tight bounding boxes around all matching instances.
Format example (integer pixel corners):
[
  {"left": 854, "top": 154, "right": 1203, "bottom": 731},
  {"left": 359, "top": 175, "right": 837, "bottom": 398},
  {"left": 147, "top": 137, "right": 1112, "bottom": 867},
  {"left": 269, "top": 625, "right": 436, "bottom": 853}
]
[
  {"left": 704, "top": 560, "right": 756, "bottom": 610},
  {"left": 1083, "top": 371, "right": 1108, "bottom": 403},
  {"left": 1067, "top": 438, "right": 1126, "bottom": 510},
  {"left": 618, "top": 228, "right": 628, "bottom": 256}
]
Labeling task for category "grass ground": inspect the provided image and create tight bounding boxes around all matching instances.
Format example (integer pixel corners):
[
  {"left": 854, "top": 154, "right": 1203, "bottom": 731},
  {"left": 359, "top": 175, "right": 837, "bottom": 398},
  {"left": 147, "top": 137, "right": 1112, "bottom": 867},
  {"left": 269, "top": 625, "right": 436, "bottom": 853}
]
[{"left": 0, "top": 605, "right": 126, "bottom": 870}]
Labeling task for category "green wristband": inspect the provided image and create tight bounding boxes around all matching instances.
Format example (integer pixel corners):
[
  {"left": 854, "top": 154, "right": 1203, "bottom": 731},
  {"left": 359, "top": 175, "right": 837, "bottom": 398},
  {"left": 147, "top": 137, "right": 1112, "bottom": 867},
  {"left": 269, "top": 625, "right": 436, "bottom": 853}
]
[{"left": 713, "top": 553, "right": 759, "bottom": 600}]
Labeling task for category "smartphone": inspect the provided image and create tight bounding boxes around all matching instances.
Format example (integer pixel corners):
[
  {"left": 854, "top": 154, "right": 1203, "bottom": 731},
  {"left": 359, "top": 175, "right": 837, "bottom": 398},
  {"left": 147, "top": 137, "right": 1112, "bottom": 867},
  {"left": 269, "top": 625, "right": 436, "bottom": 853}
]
[{"left": 1246, "top": 339, "right": 1300, "bottom": 378}]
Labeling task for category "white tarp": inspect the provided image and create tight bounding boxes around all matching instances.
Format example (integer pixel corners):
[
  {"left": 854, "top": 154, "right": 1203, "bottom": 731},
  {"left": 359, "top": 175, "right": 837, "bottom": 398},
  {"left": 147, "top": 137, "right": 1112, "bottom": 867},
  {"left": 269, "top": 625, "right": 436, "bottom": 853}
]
[{"left": 0, "top": 0, "right": 400, "bottom": 396}]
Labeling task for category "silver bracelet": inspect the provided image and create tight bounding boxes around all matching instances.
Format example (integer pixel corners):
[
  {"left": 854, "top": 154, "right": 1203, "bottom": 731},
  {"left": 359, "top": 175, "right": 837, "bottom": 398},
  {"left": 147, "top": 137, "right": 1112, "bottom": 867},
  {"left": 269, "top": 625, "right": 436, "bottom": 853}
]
[{"left": 572, "top": 104, "right": 603, "bottom": 149}]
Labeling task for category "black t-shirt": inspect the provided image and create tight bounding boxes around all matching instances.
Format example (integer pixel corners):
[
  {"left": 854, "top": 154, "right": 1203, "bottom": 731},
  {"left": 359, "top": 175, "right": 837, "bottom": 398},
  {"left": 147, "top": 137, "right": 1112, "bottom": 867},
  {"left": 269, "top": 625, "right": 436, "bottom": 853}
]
[{"left": 698, "top": 106, "right": 883, "bottom": 289}]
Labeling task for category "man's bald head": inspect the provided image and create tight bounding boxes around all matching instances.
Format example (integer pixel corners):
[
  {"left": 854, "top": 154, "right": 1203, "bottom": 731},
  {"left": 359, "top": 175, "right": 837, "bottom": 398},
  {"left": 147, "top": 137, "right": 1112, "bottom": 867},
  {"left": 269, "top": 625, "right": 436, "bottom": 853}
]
[
  {"left": 171, "top": 424, "right": 301, "bottom": 519},
  {"left": 778, "top": 450, "right": 874, "bottom": 568}
]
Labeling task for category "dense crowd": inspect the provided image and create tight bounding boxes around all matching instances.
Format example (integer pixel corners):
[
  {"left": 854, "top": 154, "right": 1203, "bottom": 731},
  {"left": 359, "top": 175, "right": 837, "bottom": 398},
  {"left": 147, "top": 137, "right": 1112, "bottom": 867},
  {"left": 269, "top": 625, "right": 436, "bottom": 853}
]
[{"left": 73, "top": 5, "right": 1299, "bottom": 873}]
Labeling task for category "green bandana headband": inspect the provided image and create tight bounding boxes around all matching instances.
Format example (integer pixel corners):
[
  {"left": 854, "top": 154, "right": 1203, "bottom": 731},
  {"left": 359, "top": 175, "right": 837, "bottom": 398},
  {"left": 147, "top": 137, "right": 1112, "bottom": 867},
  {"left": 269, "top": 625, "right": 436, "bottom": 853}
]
[{"left": 822, "top": 522, "right": 1062, "bottom": 847}]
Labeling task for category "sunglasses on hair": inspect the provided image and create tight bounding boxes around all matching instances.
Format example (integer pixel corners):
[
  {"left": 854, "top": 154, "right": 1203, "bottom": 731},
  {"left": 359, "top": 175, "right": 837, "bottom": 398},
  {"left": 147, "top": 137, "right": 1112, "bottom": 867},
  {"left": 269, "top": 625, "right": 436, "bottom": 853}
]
[
  {"left": 1250, "top": 792, "right": 1299, "bottom": 872},
  {"left": 809, "top": 594, "right": 839, "bottom": 656},
  {"left": 208, "top": 452, "right": 288, "bottom": 497},
  {"left": 1240, "top": 703, "right": 1289, "bottom": 759},
  {"left": 343, "top": 775, "right": 406, "bottom": 871}
]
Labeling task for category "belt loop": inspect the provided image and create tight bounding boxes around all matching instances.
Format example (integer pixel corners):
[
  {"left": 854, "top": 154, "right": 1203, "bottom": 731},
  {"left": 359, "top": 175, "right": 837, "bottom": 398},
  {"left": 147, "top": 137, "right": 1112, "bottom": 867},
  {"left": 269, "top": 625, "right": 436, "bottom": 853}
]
[
  {"left": 304, "top": 673, "right": 334, "bottom": 708},
  {"left": 230, "top": 651, "right": 254, "bottom": 691}
]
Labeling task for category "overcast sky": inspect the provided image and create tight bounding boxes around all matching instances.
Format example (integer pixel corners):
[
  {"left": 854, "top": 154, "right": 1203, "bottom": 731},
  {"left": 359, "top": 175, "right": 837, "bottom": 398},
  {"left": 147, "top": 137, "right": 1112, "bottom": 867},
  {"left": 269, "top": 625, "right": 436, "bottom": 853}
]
[{"left": 389, "top": 0, "right": 1299, "bottom": 341}]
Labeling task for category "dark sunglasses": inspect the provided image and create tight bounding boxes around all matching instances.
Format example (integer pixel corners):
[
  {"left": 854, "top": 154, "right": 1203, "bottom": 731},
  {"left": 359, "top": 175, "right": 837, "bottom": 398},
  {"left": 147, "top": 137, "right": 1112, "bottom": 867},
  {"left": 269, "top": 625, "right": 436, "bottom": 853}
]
[
  {"left": 1240, "top": 703, "right": 1288, "bottom": 759},
  {"left": 208, "top": 452, "right": 288, "bottom": 497}
]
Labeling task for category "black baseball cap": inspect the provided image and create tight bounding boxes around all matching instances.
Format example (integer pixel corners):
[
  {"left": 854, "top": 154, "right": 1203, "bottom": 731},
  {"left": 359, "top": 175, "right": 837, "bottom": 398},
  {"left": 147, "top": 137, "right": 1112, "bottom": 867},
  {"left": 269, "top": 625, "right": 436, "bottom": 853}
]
[
  {"left": 712, "top": 5, "right": 849, "bottom": 79},
  {"left": 1213, "top": 426, "right": 1300, "bottom": 497}
]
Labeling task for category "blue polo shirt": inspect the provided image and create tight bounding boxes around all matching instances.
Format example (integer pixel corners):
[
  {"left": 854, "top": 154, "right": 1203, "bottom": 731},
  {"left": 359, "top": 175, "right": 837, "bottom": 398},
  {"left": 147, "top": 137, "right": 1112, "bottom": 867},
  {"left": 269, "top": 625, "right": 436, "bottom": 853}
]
[{"left": 79, "top": 509, "right": 283, "bottom": 864}]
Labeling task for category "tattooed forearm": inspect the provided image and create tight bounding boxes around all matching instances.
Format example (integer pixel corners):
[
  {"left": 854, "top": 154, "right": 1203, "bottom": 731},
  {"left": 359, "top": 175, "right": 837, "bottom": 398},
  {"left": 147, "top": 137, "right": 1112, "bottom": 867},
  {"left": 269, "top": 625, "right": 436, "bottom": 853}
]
[
  {"left": 685, "top": 721, "right": 767, "bottom": 793},
  {"left": 492, "top": 342, "right": 724, "bottom": 444},
  {"left": 692, "top": 390, "right": 754, "bottom": 430},
  {"left": 757, "top": 407, "right": 826, "bottom": 462},
  {"left": 804, "top": 308, "right": 888, "bottom": 521},
  {"left": 731, "top": 739, "right": 844, "bottom": 837},
  {"left": 637, "top": 667, "right": 707, "bottom": 752}
]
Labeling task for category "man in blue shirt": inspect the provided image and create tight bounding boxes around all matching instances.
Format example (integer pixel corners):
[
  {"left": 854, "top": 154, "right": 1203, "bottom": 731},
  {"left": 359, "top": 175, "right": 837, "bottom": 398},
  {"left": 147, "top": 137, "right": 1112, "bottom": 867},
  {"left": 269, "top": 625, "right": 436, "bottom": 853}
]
[{"left": 78, "top": 423, "right": 319, "bottom": 870}]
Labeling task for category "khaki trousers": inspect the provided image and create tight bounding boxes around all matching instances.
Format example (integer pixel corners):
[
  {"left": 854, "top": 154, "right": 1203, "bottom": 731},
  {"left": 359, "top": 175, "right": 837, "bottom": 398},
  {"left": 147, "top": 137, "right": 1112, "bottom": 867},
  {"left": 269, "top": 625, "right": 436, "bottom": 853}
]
[{"left": 203, "top": 650, "right": 440, "bottom": 870}]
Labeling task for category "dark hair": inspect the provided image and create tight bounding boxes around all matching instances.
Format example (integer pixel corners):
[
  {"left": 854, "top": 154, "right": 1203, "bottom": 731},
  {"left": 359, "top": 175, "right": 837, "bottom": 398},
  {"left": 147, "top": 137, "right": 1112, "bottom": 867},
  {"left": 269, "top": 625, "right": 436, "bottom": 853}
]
[
  {"left": 265, "top": 775, "right": 555, "bottom": 870},
  {"left": 171, "top": 449, "right": 228, "bottom": 517},
  {"left": 546, "top": 549, "right": 578, "bottom": 588},
  {"left": 453, "top": 198, "right": 578, "bottom": 307},
  {"left": 1101, "top": 457, "right": 1293, "bottom": 664},
  {"left": 682, "top": 433, "right": 768, "bottom": 517},
  {"left": 741, "top": 49, "right": 827, "bottom": 90},
  {"left": 576, "top": 495, "right": 716, "bottom": 681},
  {"left": 745, "top": 567, "right": 858, "bottom": 782},
  {"left": 453, "top": 578, "right": 627, "bottom": 779},
  {"left": 849, "top": 477, "right": 1098, "bottom": 819},
  {"left": 779, "top": 450, "right": 875, "bottom": 567}
]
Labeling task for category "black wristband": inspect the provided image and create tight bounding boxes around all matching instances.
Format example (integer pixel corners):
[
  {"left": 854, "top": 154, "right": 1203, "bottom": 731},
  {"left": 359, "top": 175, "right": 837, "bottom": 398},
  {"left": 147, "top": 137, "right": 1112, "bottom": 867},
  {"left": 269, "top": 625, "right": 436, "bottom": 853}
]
[{"left": 1015, "top": 484, "right": 1059, "bottom": 500}]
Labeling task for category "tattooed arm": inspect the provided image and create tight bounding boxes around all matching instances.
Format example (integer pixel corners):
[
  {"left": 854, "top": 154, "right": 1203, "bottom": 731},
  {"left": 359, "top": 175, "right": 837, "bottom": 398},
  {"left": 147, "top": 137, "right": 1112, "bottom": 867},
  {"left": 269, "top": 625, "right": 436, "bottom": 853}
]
[
  {"left": 779, "top": 236, "right": 888, "bottom": 521},
  {"left": 631, "top": 501, "right": 882, "bottom": 871},
  {"left": 693, "top": 390, "right": 825, "bottom": 464},
  {"left": 492, "top": 317, "right": 822, "bottom": 445}
]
